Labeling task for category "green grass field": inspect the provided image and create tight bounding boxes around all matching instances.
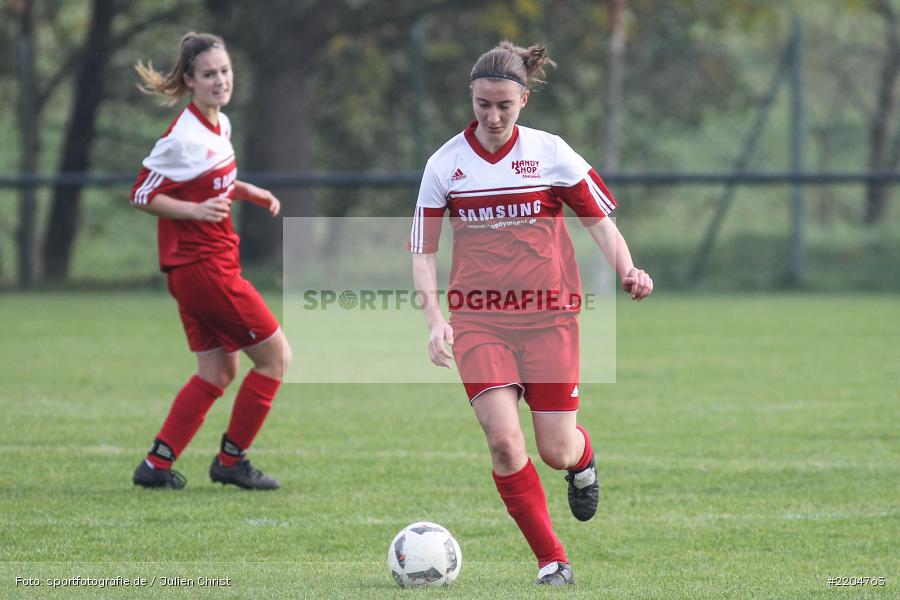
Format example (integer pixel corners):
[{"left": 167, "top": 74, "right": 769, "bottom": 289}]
[{"left": 0, "top": 292, "right": 897, "bottom": 599}]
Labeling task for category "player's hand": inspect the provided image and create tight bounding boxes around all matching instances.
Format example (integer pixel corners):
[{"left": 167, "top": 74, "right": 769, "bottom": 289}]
[
  {"left": 427, "top": 321, "right": 455, "bottom": 369},
  {"left": 253, "top": 188, "right": 280, "bottom": 216},
  {"left": 265, "top": 192, "right": 281, "bottom": 217},
  {"left": 194, "top": 195, "right": 231, "bottom": 222},
  {"left": 621, "top": 267, "right": 653, "bottom": 301},
  {"left": 240, "top": 181, "right": 280, "bottom": 216}
]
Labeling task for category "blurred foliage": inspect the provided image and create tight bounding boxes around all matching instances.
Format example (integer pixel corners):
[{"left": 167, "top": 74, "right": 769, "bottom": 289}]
[{"left": 0, "top": 0, "right": 897, "bottom": 288}]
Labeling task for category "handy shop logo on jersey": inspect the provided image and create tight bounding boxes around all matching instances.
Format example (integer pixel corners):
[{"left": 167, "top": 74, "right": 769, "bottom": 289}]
[{"left": 511, "top": 159, "right": 540, "bottom": 179}]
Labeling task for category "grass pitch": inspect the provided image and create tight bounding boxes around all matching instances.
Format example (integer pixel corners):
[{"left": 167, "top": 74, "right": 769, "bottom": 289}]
[{"left": 0, "top": 291, "right": 897, "bottom": 599}]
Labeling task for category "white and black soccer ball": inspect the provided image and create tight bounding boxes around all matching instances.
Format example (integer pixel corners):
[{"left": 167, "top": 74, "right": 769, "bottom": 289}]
[{"left": 387, "top": 522, "right": 462, "bottom": 588}]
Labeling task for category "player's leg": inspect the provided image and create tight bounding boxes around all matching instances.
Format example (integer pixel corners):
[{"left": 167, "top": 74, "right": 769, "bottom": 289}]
[
  {"left": 532, "top": 410, "right": 584, "bottom": 470},
  {"left": 472, "top": 385, "right": 527, "bottom": 475},
  {"left": 133, "top": 259, "right": 236, "bottom": 489},
  {"left": 191, "top": 263, "right": 289, "bottom": 490},
  {"left": 223, "top": 328, "right": 291, "bottom": 461},
  {"left": 210, "top": 329, "right": 291, "bottom": 490},
  {"left": 133, "top": 349, "right": 235, "bottom": 489},
  {"left": 532, "top": 409, "right": 598, "bottom": 522},
  {"left": 196, "top": 347, "right": 240, "bottom": 389},
  {"left": 521, "top": 318, "right": 599, "bottom": 523},
  {"left": 472, "top": 386, "right": 570, "bottom": 580},
  {"left": 454, "top": 321, "right": 572, "bottom": 584},
  {"left": 242, "top": 326, "right": 292, "bottom": 379}
]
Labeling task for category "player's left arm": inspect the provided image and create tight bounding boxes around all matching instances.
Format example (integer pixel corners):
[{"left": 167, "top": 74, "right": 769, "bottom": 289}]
[
  {"left": 234, "top": 180, "right": 280, "bottom": 216},
  {"left": 587, "top": 218, "right": 653, "bottom": 301},
  {"left": 552, "top": 135, "right": 652, "bottom": 301}
]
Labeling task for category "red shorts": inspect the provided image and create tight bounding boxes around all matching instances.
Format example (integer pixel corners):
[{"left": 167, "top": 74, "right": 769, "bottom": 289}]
[
  {"left": 166, "top": 251, "right": 280, "bottom": 354},
  {"left": 450, "top": 313, "right": 580, "bottom": 412}
]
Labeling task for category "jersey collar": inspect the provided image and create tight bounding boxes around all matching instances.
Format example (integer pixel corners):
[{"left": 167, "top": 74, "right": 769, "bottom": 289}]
[
  {"left": 464, "top": 120, "right": 519, "bottom": 165},
  {"left": 187, "top": 102, "right": 221, "bottom": 135}
]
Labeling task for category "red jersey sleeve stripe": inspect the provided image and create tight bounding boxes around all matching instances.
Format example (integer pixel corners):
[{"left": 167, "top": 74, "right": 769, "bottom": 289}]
[
  {"left": 587, "top": 169, "right": 617, "bottom": 214},
  {"left": 132, "top": 170, "right": 163, "bottom": 206},
  {"left": 409, "top": 206, "right": 445, "bottom": 253},
  {"left": 133, "top": 169, "right": 182, "bottom": 206}
]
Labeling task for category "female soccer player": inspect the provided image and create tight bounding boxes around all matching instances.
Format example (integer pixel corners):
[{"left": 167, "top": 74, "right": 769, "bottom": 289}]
[
  {"left": 129, "top": 33, "right": 292, "bottom": 490},
  {"left": 410, "top": 41, "right": 652, "bottom": 585}
]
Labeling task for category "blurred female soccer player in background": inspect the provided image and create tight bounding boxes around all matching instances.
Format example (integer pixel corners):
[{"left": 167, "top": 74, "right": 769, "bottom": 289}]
[
  {"left": 410, "top": 41, "right": 652, "bottom": 585},
  {"left": 130, "top": 32, "right": 291, "bottom": 490}
]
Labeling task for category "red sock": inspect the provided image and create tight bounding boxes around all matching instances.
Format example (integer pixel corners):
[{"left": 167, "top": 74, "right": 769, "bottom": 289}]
[
  {"left": 218, "top": 370, "right": 281, "bottom": 467},
  {"left": 493, "top": 459, "right": 568, "bottom": 567},
  {"left": 147, "top": 375, "right": 223, "bottom": 469},
  {"left": 570, "top": 424, "right": 593, "bottom": 472}
]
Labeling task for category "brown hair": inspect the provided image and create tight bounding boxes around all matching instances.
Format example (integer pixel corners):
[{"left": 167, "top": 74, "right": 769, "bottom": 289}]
[
  {"left": 135, "top": 32, "right": 226, "bottom": 105},
  {"left": 470, "top": 41, "right": 556, "bottom": 89}
]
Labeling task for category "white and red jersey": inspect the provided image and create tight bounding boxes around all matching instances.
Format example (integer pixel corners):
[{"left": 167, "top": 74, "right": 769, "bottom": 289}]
[
  {"left": 131, "top": 102, "right": 239, "bottom": 271},
  {"left": 410, "top": 121, "right": 617, "bottom": 316}
]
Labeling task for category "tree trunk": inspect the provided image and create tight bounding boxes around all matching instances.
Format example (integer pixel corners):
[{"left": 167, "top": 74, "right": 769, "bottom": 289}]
[
  {"left": 239, "top": 63, "right": 315, "bottom": 265},
  {"left": 220, "top": 0, "right": 495, "bottom": 266},
  {"left": 603, "top": 0, "right": 627, "bottom": 173},
  {"left": 16, "top": 0, "right": 38, "bottom": 289},
  {"left": 866, "top": 0, "right": 900, "bottom": 225},
  {"left": 42, "top": 0, "right": 117, "bottom": 282}
]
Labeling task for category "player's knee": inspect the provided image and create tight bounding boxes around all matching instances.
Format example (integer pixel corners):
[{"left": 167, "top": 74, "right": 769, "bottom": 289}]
[
  {"left": 265, "top": 347, "right": 290, "bottom": 380},
  {"left": 221, "top": 363, "right": 238, "bottom": 388},
  {"left": 487, "top": 431, "right": 525, "bottom": 471},
  {"left": 201, "top": 366, "right": 236, "bottom": 390},
  {"left": 537, "top": 445, "right": 572, "bottom": 471},
  {"left": 250, "top": 340, "right": 291, "bottom": 380}
]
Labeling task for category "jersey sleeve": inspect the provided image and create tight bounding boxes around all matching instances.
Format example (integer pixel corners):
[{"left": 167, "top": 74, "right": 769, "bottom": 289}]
[
  {"left": 130, "top": 166, "right": 183, "bottom": 206},
  {"left": 130, "top": 136, "right": 187, "bottom": 205},
  {"left": 551, "top": 136, "right": 617, "bottom": 225},
  {"left": 408, "top": 158, "right": 448, "bottom": 254}
]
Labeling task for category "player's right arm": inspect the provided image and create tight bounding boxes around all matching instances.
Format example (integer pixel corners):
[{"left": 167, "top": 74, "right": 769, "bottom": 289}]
[
  {"left": 412, "top": 252, "right": 454, "bottom": 369},
  {"left": 410, "top": 156, "right": 453, "bottom": 368},
  {"left": 133, "top": 192, "right": 231, "bottom": 223}
]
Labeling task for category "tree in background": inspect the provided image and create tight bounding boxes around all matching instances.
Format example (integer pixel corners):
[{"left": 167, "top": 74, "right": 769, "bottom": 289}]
[
  {"left": 2, "top": 1, "right": 895, "bottom": 287},
  {"left": 604, "top": 0, "right": 628, "bottom": 173},
  {"left": 41, "top": 0, "right": 116, "bottom": 283},
  {"left": 213, "top": 0, "right": 503, "bottom": 266},
  {"left": 3, "top": 0, "right": 192, "bottom": 286},
  {"left": 866, "top": 0, "right": 899, "bottom": 225},
  {"left": 9, "top": 0, "right": 38, "bottom": 288},
  {"left": 42, "top": 0, "right": 186, "bottom": 283}
]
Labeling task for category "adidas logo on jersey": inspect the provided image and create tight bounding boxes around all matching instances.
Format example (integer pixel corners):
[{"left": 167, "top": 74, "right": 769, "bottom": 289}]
[
  {"left": 570, "top": 385, "right": 579, "bottom": 398},
  {"left": 451, "top": 168, "right": 467, "bottom": 181}
]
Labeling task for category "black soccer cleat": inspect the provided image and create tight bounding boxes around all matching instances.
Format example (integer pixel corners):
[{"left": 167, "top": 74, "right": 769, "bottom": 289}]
[
  {"left": 132, "top": 460, "right": 186, "bottom": 490},
  {"left": 209, "top": 457, "right": 280, "bottom": 490},
  {"left": 210, "top": 434, "right": 280, "bottom": 490},
  {"left": 565, "top": 456, "right": 600, "bottom": 521},
  {"left": 535, "top": 561, "right": 575, "bottom": 586}
]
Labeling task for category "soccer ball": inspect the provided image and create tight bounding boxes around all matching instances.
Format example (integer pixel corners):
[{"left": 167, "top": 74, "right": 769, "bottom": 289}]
[{"left": 387, "top": 522, "right": 462, "bottom": 588}]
